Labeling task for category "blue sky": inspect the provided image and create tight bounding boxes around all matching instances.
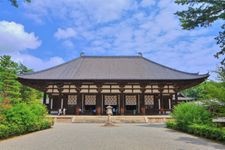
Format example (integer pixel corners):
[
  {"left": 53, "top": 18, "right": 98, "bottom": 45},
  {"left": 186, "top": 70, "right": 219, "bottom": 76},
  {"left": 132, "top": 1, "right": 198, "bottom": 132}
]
[{"left": 0, "top": 0, "right": 222, "bottom": 80}]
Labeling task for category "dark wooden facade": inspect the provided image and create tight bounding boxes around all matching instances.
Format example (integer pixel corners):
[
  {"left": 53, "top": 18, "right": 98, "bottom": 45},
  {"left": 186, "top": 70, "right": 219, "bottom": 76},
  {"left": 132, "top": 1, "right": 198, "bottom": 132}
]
[{"left": 18, "top": 56, "right": 208, "bottom": 115}]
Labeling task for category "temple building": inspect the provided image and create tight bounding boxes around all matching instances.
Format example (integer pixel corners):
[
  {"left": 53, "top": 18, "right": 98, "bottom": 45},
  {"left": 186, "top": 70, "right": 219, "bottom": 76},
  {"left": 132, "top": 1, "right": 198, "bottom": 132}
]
[{"left": 18, "top": 55, "right": 208, "bottom": 115}]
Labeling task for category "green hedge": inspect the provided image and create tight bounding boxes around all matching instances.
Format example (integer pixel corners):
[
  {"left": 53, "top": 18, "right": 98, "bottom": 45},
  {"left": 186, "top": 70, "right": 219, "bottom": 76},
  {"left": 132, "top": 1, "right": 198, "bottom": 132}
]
[
  {"left": 0, "top": 101, "right": 53, "bottom": 139},
  {"left": 166, "top": 121, "right": 225, "bottom": 143},
  {"left": 0, "top": 118, "right": 52, "bottom": 139},
  {"left": 171, "top": 102, "right": 212, "bottom": 131},
  {"left": 188, "top": 124, "right": 225, "bottom": 142},
  {"left": 167, "top": 103, "right": 225, "bottom": 143},
  {"left": 166, "top": 121, "right": 177, "bottom": 129}
]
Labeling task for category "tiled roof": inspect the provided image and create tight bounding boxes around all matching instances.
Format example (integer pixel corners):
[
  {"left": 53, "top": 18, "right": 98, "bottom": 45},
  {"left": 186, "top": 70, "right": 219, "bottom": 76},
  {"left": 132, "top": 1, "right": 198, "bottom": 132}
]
[{"left": 19, "top": 56, "right": 209, "bottom": 80}]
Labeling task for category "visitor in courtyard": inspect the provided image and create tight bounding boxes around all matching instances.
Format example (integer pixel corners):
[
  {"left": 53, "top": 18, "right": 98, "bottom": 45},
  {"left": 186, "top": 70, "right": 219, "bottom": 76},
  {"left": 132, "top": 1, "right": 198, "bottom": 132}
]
[
  {"left": 63, "top": 108, "right": 66, "bottom": 115},
  {"left": 58, "top": 108, "right": 62, "bottom": 116}
]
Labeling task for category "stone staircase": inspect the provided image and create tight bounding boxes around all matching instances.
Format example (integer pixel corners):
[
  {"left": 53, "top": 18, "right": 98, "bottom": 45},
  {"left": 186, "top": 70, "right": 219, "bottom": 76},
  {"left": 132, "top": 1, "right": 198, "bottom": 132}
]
[{"left": 50, "top": 115, "right": 171, "bottom": 123}]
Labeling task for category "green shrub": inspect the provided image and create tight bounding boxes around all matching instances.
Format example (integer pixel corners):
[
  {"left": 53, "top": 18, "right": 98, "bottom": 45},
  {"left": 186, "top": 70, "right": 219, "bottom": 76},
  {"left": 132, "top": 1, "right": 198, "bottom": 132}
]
[
  {"left": 171, "top": 102, "right": 212, "bottom": 131},
  {"left": 39, "top": 119, "right": 53, "bottom": 129},
  {"left": 4, "top": 103, "right": 36, "bottom": 129},
  {"left": 188, "top": 124, "right": 225, "bottom": 142},
  {"left": 0, "top": 102, "right": 52, "bottom": 139},
  {"left": 29, "top": 101, "right": 48, "bottom": 118},
  {"left": 0, "top": 124, "right": 10, "bottom": 138},
  {"left": 166, "top": 121, "right": 177, "bottom": 129}
]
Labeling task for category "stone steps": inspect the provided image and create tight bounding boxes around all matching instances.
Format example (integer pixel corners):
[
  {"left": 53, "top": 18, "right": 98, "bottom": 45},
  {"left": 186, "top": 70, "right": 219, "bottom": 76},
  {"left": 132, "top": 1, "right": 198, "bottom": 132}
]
[
  {"left": 50, "top": 115, "right": 171, "bottom": 123},
  {"left": 72, "top": 116, "right": 107, "bottom": 123},
  {"left": 112, "top": 116, "right": 146, "bottom": 123}
]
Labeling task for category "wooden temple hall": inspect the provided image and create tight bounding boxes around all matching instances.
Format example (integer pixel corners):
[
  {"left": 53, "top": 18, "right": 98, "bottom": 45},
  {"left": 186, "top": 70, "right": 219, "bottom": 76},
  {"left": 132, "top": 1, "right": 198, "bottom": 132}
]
[{"left": 18, "top": 56, "right": 208, "bottom": 115}]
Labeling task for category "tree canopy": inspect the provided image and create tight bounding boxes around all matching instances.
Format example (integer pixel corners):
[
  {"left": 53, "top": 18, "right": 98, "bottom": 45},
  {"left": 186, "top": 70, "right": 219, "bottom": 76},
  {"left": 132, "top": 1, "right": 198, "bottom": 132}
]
[
  {"left": 175, "top": 0, "right": 225, "bottom": 64},
  {"left": 183, "top": 81, "right": 225, "bottom": 102},
  {"left": 0, "top": 55, "right": 41, "bottom": 104},
  {"left": 9, "top": 0, "right": 31, "bottom": 7},
  {"left": 216, "top": 65, "right": 225, "bottom": 82},
  {"left": 0, "top": 55, "right": 21, "bottom": 103}
]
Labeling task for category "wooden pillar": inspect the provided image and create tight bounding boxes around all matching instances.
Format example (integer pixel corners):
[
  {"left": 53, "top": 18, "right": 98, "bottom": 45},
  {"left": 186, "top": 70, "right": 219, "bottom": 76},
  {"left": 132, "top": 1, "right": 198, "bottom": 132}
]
[
  {"left": 96, "top": 84, "right": 102, "bottom": 115},
  {"left": 43, "top": 92, "right": 47, "bottom": 105},
  {"left": 170, "top": 94, "right": 173, "bottom": 110},
  {"left": 140, "top": 94, "right": 145, "bottom": 115},
  {"left": 175, "top": 92, "right": 178, "bottom": 105},
  {"left": 119, "top": 85, "right": 125, "bottom": 115},
  {"left": 49, "top": 94, "right": 53, "bottom": 110},
  {"left": 173, "top": 85, "right": 178, "bottom": 106},
  {"left": 120, "top": 93, "right": 125, "bottom": 115},
  {"left": 159, "top": 85, "right": 164, "bottom": 114},
  {"left": 76, "top": 85, "right": 81, "bottom": 115},
  {"left": 140, "top": 84, "right": 146, "bottom": 115},
  {"left": 47, "top": 94, "right": 52, "bottom": 113},
  {"left": 76, "top": 93, "right": 82, "bottom": 115},
  {"left": 57, "top": 84, "right": 63, "bottom": 110}
]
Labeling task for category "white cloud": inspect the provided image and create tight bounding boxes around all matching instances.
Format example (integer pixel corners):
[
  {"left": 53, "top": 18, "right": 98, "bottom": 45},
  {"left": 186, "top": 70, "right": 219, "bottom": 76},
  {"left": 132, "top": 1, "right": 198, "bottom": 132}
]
[
  {"left": 140, "top": 0, "right": 156, "bottom": 7},
  {"left": 10, "top": 53, "right": 64, "bottom": 71},
  {"left": 54, "top": 27, "right": 76, "bottom": 40},
  {"left": 22, "top": 0, "right": 220, "bottom": 79},
  {"left": 62, "top": 40, "right": 75, "bottom": 49},
  {"left": 24, "top": 0, "right": 132, "bottom": 24},
  {"left": 0, "top": 20, "right": 41, "bottom": 52}
]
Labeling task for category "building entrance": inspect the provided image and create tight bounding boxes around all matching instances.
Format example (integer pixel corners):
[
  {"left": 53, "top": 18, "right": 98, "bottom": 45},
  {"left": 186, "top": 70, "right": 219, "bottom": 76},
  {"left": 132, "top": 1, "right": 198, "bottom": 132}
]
[
  {"left": 83, "top": 95, "right": 96, "bottom": 115},
  {"left": 125, "top": 95, "right": 137, "bottom": 115},
  {"left": 103, "top": 95, "right": 119, "bottom": 115}
]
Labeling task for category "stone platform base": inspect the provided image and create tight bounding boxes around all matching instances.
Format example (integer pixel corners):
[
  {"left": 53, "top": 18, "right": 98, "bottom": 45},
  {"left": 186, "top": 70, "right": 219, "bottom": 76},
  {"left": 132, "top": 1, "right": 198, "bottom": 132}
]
[{"left": 49, "top": 115, "right": 172, "bottom": 123}]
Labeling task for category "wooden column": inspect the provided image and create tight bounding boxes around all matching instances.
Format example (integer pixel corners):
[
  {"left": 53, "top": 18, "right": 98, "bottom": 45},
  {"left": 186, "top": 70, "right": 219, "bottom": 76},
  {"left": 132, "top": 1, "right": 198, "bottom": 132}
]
[
  {"left": 96, "top": 84, "right": 102, "bottom": 115},
  {"left": 140, "top": 84, "right": 146, "bottom": 115},
  {"left": 48, "top": 94, "right": 52, "bottom": 113},
  {"left": 57, "top": 84, "right": 63, "bottom": 110},
  {"left": 159, "top": 85, "right": 164, "bottom": 115},
  {"left": 175, "top": 92, "right": 178, "bottom": 105},
  {"left": 43, "top": 92, "right": 47, "bottom": 105},
  {"left": 75, "top": 85, "right": 81, "bottom": 115},
  {"left": 169, "top": 95, "right": 172, "bottom": 110},
  {"left": 49, "top": 94, "right": 53, "bottom": 111},
  {"left": 174, "top": 85, "right": 178, "bottom": 105},
  {"left": 119, "top": 85, "right": 125, "bottom": 115}
]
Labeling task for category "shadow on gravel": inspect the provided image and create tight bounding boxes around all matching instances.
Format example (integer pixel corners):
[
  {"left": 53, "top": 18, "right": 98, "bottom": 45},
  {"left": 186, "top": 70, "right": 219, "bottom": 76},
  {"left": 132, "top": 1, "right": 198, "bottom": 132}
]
[
  {"left": 176, "top": 136, "right": 225, "bottom": 149},
  {"left": 136, "top": 124, "right": 166, "bottom": 128},
  {"left": 164, "top": 128, "right": 178, "bottom": 133}
]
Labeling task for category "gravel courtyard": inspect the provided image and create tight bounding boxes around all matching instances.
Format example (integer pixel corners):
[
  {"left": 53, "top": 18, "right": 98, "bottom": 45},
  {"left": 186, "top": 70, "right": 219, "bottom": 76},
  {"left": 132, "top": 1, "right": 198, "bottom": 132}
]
[{"left": 0, "top": 123, "right": 224, "bottom": 150}]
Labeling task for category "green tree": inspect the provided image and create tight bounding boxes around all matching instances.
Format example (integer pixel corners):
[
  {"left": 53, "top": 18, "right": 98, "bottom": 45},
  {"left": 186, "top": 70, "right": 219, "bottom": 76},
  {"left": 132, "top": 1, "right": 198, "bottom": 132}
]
[
  {"left": 18, "top": 64, "right": 42, "bottom": 103},
  {"left": 0, "top": 55, "right": 21, "bottom": 103},
  {"left": 182, "top": 82, "right": 207, "bottom": 99},
  {"left": 183, "top": 81, "right": 225, "bottom": 116},
  {"left": 216, "top": 65, "right": 225, "bottom": 82},
  {"left": 9, "top": 0, "right": 31, "bottom": 7},
  {"left": 175, "top": 0, "right": 225, "bottom": 64},
  {"left": 183, "top": 81, "right": 225, "bottom": 101}
]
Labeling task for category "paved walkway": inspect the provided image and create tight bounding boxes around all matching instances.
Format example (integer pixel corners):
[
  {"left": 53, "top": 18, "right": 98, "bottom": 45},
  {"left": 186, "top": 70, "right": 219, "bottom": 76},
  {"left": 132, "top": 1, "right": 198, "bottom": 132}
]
[{"left": 0, "top": 123, "right": 224, "bottom": 150}]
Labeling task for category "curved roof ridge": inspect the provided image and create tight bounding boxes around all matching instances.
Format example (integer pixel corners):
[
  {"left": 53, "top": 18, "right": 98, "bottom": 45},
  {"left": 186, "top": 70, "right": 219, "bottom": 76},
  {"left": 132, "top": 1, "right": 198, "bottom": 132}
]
[
  {"left": 18, "top": 55, "right": 209, "bottom": 80},
  {"left": 81, "top": 55, "right": 141, "bottom": 58},
  {"left": 141, "top": 57, "right": 208, "bottom": 77}
]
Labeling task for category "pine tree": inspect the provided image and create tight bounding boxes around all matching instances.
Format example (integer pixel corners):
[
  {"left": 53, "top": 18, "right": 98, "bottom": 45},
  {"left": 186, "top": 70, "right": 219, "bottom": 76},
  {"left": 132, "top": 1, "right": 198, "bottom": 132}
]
[
  {"left": 175, "top": 0, "right": 225, "bottom": 64},
  {"left": 18, "top": 63, "right": 42, "bottom": 102},
  {"left": 0, "top": 55, "right": 21, "bottom": 103}
]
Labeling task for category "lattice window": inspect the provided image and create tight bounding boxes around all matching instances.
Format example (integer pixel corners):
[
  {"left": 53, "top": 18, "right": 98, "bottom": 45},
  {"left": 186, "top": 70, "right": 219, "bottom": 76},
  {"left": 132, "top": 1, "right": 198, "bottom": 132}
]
[
  {"left": 125, "top": 95, "right": 137, "bottom": 105},
  {"left": 68, "top": 95, "right": 77, "bottom": 105},
  {"left": 144, "top": 95, "right": 154, "bottom": 105},
  {"left": 85, "top": 95, "right": 96, "bottom": 105},
  {"left": 104, "top": 95, "right": 117, "bottom": 105}
]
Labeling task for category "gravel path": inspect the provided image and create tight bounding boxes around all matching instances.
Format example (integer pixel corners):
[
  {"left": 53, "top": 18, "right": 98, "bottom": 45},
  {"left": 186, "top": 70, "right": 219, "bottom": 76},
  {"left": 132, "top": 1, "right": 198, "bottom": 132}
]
[{"left": 0, "top": 123, "right": 224, "bottom": 150}]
